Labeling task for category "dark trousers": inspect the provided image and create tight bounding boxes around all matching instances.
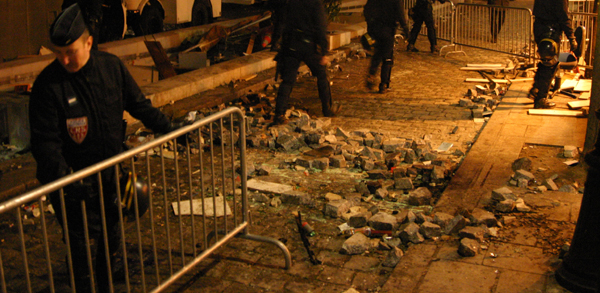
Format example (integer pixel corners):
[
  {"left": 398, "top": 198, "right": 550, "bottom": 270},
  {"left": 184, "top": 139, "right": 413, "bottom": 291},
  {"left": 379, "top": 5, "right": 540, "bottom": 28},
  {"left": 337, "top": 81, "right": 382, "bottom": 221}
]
[
  {"left": 408, "top": 2, "right": 437, "bottom": 47},
  {"left": 51, "top": 189, "right": 121, "bottom": 292},
  {"left": 489, "top": 6, "right": 506, "bottom": 42},
  {"left": 275, "top": 53, "right": 332, "bottom": 117},
  {"left": 531, "top": 21, "right": 563, "bottom": 100},
  {"left": 368, "top": 25, "right": 396, "bottom": 85}
]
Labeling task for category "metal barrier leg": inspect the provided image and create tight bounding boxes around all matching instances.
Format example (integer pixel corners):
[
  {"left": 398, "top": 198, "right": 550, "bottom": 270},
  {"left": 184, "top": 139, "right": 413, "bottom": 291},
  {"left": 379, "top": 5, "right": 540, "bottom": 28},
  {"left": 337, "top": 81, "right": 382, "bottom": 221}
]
[{"left": 205, "top": 229, "right": 292, "bottom": 270}]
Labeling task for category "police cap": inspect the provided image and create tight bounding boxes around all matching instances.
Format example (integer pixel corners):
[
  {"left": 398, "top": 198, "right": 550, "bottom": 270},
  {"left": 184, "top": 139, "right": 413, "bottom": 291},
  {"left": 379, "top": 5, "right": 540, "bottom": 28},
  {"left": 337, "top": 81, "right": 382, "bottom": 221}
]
[{"left": 49, "top": 3, "right": 87, "bottom": 47}]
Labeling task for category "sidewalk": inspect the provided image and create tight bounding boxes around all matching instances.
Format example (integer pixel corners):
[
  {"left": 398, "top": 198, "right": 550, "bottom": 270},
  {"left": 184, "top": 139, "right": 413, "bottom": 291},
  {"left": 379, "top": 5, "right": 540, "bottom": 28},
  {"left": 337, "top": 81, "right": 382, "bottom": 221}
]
[{"left": 0, "top": 37, "right": 587, "bottom": 293}]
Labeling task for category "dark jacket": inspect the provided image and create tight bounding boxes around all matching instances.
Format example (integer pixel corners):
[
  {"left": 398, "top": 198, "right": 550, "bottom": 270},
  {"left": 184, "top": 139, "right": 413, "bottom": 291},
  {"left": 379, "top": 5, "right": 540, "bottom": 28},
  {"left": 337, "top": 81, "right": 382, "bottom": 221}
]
[
  {"left": 270, "top": 0, "right": 329, "bottom": 56},
  {"left": 364, "top": 0, "right": 406, "bottom": 29},
  {"left": 532, "top": 0, "right": 575, "bottom": 39},
  {"left": 487, "top": 0, "right": 509, "bottom": 6},
  {"left": 29, "top": 50, "right": 171, "bottom": 185}
]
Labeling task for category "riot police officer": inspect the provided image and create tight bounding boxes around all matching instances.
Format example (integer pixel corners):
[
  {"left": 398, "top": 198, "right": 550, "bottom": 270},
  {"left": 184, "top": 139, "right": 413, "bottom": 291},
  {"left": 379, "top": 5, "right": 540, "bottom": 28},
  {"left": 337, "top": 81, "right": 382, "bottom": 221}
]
[
  {"left": 269, "top": 0, "right": 340, "bottom": 124},
  {"left": 364, "top": 0, "right": 410, "bottom": 93},
  {"left": 529, "top": 0, "right": 577, "bottom": 109},
  {"left": 407, "top": 0, "right": 446, "bottom": 54}
]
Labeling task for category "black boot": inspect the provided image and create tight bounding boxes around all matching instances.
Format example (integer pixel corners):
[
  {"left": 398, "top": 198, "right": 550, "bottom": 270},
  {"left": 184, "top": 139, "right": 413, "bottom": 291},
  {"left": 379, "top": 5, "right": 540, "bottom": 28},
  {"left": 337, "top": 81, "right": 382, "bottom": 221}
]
[
  {"left": 378, "top": 83, "right": 390, "bottom": 94},
  {"left": 534, "top": 98, "right": 556, "bottom": 109}
]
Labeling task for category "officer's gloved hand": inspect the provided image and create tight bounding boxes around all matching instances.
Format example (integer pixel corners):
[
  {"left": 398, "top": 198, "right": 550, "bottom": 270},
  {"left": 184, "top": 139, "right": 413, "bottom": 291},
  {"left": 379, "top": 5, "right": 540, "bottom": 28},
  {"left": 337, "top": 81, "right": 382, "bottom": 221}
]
[
  {"left": 64, "top": 180, "right": 96, "bottom": 201},
  {"left": 569, "top": 38, "right": 578, "bottom": 52},
  {"left": 168, "top": 122, "right": 190, "bottom": 147}
]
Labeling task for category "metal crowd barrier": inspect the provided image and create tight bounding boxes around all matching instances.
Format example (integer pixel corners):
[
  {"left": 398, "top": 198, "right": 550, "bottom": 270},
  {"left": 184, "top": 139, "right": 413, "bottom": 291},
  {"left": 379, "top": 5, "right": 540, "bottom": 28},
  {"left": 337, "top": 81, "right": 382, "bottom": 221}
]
[
  {"left": 450, "top": 3, "right": 534, "bottom": 60},
  {"left": 0, "top": 107, "right": 291, "bottom": 293},
  {"left": 562, "top": 12, "right": 597, "bottom": 70}
]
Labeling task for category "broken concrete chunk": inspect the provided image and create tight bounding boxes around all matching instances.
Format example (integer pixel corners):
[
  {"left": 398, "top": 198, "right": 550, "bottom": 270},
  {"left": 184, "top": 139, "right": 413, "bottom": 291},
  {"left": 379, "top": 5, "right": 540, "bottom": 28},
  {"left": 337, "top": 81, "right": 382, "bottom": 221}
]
[
  {"left": 171, "top": 197, "right": 231, "bottom": 217},
  {"left": 251, "top": 193, "right": 270, "bottom": 203},
  {"left": 543, "top": 178, "right": 559, "bottom": 191},
  {"left": 381, "top": 246, "right": 404, "bottom": 268},
  {"left": 348, "top": 212, "right": 372, "bottom": 228},
  {"left": 330, "top": 155, "right": 347, "bottom": 168},
  {"left": 470, "top": 208, "right": 498, "bottom": 227},
  {"left": 458, "top": 226, "right": 486, "bottom": 242},
  {"left": 295, "top": 156, "right": 314, "bottom": 169},
  {"left": 496, "top": 199, "right": 516, "bottom": 213},
  {"left": 514, "top": 169, "right": 535, "bottom": 183},
  {"left": 382, "top": 139, "right": 406, "bottom": 153},
  {"left": 355, "top": 182, "right": 370, "bottom": 196},
  {"left": 367, "top": 170, "right": 390, "bottom": 180},
  {"left": 374, "top": 187, "right": 389, "bottom": 199},
  {"left": 313, "top": 157, "right": 329, "bottom": 170},
  {"left": 433, "top": 212, "right": 454, "bottom": 228},
  {"left": 335, "top": 127, "right": 351, "bottom": 139},
  {"left": 458, "top": 238, "right": 480, "bottom": 257},
  {"left": 256, "top": 164, "right": 272, "bottom": 176},
  {"left": 443, "top": 215, "right": 467, "bottom": 235},
  {"left": 324, "top": 199, "right": 353, "bottom": 218},
  {"left": 325, "top": 192, "right": 343, "bottom": 201},
  {"left": 340, "top": 233, "right": 370, "bottom": 255},
  {"left": 368, "top": 212, "right": 397, "bottom": 231},
  {"left": 512, "top": 157, "right": 532, "bottom": 172},
  {"left": 408, "top": 187, "right": 432, "bottom": 206},
  {"left": 399, "top": 222, "right": 424, "bottom": 244},
  {"left": 491, "top": 186, "right": 518, "bottom": 202},
  {"left": 394, "top": 177, "right": 414, "bottom": 190},
  {"left": 558, "top": 184, "right": 577, "bottom": 193},
  {"left": 563, "top": 145, "right": 578, "bottom": 158},
  {"left": 515, "top": 198, "right": 531, "bottom": 212},
  {"left": 419, "top": 221, "right": 442, "bottom": 239}
]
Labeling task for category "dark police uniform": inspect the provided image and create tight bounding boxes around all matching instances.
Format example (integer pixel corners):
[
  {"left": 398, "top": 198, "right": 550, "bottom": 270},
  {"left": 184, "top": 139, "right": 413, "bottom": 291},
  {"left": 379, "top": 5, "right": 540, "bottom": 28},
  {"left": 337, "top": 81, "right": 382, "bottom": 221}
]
[
  {"left": 529, "top": 0, "right": 576, "bottom": 108},
  {"left": 29, "top": 4, "right": 172, "bottom": 291},
  {"left": 270, "top": 0, "right": 336, "bottom": 119},
  {"left": 488, "top": 0, "right": 509, "bottom": 43},
  {"left": 364, "top": 0, "right": 409, "bottom": 93},
  {"left": 407, "top": 0, "right": 446, "bottom": 53}
]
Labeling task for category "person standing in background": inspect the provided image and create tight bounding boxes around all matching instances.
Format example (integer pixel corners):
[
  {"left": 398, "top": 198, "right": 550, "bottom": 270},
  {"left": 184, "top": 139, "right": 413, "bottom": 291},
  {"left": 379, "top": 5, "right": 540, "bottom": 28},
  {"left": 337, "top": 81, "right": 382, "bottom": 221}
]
[
  {"left": 488, "top": 0, "right": 509, "bottom": 43},
  {"left": 406, "top": 0, "right": 447, "bottom": 54},
  {"left": 364, "top": 0, "right": 410, "bottom": 93}
]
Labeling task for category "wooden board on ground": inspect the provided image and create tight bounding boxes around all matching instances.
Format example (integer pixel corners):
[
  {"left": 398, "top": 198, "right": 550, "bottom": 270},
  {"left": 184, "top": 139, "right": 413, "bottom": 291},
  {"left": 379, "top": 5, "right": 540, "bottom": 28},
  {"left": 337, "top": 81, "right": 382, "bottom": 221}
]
[
  {"left": 528, "top": 109, "right": 584, "bottom": 117},
  {"left": 464, "top": 78, "right": 533, "bottom": 83},
  {"left": 574, "top": 79, "right": 592, "bottom": 92},
  {"left": 578, "top": 92, "right": 590, "bottom": 100},
  {"left": 567, "top": 100, "right": 590, "bottom": 109},
  {"left": 171, "top": 197, "right": 231, "bottom": 217},
  {"left": 144, "top": 41, "right": 177, "bottom": 80}
]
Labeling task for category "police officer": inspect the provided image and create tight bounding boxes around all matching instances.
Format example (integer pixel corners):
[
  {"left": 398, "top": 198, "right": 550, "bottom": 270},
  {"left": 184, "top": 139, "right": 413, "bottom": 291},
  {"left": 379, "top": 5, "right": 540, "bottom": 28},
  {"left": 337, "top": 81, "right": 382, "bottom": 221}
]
[
  {"left": 488, "top": 0, "right": 508, "bottom": 43},
  {"left": 29, "top": 4, "right": 174, "bottom": 291},
  {"left": 364, "top": 0, "right": 410, "bottom": 93},
  {"left": 528, "top": 0, "right": 577, "bottom": 109},
  {"left": 407, "top": 0, "right": 446, "bottom": 53},
  {"left": 269, "top": 0, "right": 340, "bottom": 125}
]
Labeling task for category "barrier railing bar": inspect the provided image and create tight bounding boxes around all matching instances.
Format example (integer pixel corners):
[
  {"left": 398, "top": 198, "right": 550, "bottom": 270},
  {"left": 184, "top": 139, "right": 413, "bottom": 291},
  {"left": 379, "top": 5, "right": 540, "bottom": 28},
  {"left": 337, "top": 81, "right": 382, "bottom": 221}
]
[
  {"left": 39, "top": 196, "right": 55, "bottom": 293},
  {"left": 159, "top": 146, "right": 173, "bottom": 278},
  {"left": 97, "top": 171, "right": 115, "bottom": 293},
  {"left": 185, "top": 134, "right": 198, "bottom": 260},
  {"left": 146, "top": 154, "right": 161, "bottom": 287},
  {"left": 229, "top": 115, "right": 238, "bottom": 227},
  {"left": 209, "top": 122, "right": 218, "bottom": 243},
  {"left": 220, "top": 119, "right": 228, "bottom": 233},
  {"left": 16, "top": 208, "right": 32, "bottom": 293},
  {"left": 199, "top": 127, "right": 208, "bottom": 251}
]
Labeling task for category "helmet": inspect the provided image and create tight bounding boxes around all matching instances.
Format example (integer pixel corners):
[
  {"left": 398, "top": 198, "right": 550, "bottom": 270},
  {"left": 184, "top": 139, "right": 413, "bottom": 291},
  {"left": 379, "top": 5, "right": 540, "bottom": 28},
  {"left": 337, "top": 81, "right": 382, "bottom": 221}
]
[
  {"left": 120, "top": 172, "right": 149, "bottom": 222},
  {"left": 537, "top": 39, "right": 558, "bottom": 66}
]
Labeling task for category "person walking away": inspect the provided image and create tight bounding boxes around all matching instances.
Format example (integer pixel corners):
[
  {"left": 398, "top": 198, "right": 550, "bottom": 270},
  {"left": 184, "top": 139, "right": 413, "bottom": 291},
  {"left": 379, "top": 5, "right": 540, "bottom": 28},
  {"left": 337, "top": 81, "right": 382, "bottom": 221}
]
[
  {"left": 528, "top": 0, "right": 577, "bottom": 109},
  {"left": 488, "top": 0, "right": 508, "bottom": 43},
  {"left": 406, "top": 0, "right": 447, "bottom": 53},
  {"left": 268, "top": 0, "right": 341, "bottom": 125},
  {"left": 29, "top": 4, "right": 177, "bottom": 291},
  {"left": 364, "top": 0, "right": 410, "bottom": 93}
]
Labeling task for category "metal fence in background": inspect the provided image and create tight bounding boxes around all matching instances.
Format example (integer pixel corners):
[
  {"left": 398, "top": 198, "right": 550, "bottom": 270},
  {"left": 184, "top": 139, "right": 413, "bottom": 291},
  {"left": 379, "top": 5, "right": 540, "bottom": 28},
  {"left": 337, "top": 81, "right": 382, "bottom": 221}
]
[
  {"left": 450, "top": 3, "right": 534, "bottom": 61},
  {"left": 0, "top": 107, "right": 291, "bottom": 293},
  {"left": 563, "top": 12, "right": 597, "bottom": 69}
]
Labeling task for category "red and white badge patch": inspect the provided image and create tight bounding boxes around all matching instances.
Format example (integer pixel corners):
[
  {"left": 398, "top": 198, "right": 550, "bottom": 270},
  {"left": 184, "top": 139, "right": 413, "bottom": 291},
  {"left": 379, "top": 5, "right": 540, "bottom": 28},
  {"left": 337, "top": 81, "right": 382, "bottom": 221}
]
[{"left": 66, "top": 117, "right": 88, "bottom": 144}]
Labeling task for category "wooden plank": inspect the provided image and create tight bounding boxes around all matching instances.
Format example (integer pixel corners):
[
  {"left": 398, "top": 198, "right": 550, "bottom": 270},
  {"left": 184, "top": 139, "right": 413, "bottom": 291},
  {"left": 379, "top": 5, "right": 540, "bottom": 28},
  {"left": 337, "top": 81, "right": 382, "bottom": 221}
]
[
  {"left": 579, "top": 92, "right": 591, "bottom": 100},
  {"left": 574, "top": 79, "right": 592, "bottom": 92},
  {"left": 528, "top": 109, "right": 584, "bottom": 117},
  {"left": 466, "top": 63, "right": 504, "bottom": 67},
  {"left": 568, "top": 100, "right": 590, "bottom": 109},
  {"left": 464, "top": 78, "right": 533, "bottom": 83},
  {"left": 144, "top": 41, "right": 177, "bottom": 80}
]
